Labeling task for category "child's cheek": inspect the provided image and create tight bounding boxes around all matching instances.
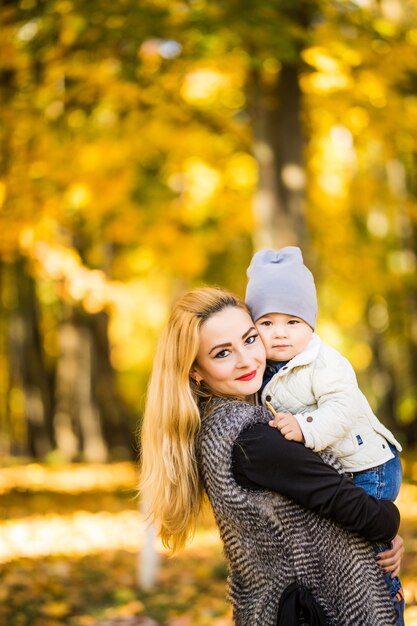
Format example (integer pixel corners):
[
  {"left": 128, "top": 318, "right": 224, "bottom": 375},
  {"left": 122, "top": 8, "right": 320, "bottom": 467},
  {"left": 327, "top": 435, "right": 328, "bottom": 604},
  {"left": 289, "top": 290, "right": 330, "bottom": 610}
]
[{"left": 257, "top": 329, "right": 269, "bottom": 348}]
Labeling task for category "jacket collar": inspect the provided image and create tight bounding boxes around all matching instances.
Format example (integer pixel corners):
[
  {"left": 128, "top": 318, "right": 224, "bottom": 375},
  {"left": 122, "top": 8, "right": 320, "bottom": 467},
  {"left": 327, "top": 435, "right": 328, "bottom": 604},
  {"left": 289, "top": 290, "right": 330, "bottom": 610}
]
[{"left": 275, "top": 333, "right": 321, "bottom": 375}]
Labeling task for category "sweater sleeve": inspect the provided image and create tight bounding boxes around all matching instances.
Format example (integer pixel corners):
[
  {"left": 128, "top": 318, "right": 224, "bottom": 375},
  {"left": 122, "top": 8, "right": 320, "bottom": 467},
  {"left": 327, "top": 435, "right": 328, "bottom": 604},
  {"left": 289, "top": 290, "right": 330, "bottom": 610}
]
[{"left": 232, "top": 422, "right": 400, "bottom": 543}]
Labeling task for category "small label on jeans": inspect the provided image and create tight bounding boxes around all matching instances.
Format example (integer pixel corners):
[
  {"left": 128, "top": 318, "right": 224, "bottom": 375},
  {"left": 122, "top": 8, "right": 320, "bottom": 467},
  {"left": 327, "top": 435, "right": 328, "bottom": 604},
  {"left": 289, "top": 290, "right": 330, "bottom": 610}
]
[{"left": 356, "top": 434, "right": 363, "bottom": 445}]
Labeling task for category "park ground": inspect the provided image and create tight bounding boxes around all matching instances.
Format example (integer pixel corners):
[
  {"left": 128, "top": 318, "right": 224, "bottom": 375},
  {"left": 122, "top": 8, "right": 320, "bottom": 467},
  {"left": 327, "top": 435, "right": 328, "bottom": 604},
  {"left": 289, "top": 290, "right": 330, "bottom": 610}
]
[{"left": 0, "top": 462, "right": 416, "bottom": 626}]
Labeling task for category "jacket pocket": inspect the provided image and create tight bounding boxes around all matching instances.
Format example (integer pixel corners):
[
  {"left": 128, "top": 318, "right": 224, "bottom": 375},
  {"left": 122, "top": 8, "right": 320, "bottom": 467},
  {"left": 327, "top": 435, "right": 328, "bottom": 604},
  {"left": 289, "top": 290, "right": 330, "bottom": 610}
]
[{"left": 334, "top": 432, "right": 359, "bottom": 458}]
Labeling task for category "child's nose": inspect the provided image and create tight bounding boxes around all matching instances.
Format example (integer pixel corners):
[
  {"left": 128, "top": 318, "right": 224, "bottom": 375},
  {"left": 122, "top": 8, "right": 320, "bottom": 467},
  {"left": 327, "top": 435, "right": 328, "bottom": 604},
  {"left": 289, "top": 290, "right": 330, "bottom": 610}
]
[{"left": 273, "top": 325, "right": 287, "bottom": 337}]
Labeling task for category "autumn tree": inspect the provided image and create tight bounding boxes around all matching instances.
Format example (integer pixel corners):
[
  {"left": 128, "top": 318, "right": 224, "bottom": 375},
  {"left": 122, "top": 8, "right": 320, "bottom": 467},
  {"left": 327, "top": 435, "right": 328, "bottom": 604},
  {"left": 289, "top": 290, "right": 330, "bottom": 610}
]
[{"left": 1, "top": 0, "right": 417, "bottom": 460}]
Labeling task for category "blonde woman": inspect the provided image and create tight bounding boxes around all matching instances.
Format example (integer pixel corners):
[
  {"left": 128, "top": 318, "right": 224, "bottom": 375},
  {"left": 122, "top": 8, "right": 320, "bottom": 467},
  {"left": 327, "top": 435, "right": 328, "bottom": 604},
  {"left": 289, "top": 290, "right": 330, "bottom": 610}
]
[{"left": 140, "top": 287, "right": 403, "bottom": 626}]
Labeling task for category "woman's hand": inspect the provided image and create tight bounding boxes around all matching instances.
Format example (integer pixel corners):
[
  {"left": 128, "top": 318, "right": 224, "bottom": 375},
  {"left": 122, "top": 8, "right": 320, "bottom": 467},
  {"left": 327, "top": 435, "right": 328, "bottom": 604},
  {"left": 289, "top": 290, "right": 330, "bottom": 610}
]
[{"left": 376, "top": 534, "right": 404, "bottom": 578}]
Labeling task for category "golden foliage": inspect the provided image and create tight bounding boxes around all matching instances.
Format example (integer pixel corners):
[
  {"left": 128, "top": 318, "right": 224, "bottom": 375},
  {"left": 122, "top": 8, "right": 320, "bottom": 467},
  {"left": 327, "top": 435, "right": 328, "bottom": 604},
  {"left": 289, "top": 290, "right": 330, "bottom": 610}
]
[{"left": 1, "top": 0, "right": 417, "bottom": 454}]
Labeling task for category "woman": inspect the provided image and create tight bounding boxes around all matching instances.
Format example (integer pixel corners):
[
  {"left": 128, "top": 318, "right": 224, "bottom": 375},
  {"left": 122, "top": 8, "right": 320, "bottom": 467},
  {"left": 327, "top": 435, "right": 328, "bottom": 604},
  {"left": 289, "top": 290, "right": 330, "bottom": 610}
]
[{"left": 140, "top": 287, "right": 403, "bottom": 625}]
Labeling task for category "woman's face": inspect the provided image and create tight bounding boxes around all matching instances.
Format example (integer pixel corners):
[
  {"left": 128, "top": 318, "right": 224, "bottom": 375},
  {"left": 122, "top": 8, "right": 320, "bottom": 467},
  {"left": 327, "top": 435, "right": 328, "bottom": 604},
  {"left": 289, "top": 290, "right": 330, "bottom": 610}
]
[{"left": 193, "top": 306, "right": 266, "bottom": 399}]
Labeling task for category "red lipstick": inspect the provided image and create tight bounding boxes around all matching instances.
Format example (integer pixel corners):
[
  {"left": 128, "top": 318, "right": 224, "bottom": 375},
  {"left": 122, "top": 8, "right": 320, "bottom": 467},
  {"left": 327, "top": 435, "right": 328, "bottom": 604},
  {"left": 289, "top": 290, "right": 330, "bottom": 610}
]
[{"left": 236, "top": 369, "right": 257, "bottom": 381}]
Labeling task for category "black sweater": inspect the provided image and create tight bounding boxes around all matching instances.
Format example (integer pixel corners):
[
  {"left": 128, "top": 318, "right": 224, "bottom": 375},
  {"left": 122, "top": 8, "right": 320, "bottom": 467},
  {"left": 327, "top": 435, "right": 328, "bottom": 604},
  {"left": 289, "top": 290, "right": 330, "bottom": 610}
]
[{"left": 232, "top": 422, "right": 400, "bottom": 544}]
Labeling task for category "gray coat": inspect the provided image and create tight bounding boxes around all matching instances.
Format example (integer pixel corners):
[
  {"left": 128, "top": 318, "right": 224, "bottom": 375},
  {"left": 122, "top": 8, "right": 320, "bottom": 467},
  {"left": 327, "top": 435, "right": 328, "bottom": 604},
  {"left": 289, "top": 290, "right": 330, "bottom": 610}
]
[{"left": 196, "top": 398, "right": 395, "bottom": 626}]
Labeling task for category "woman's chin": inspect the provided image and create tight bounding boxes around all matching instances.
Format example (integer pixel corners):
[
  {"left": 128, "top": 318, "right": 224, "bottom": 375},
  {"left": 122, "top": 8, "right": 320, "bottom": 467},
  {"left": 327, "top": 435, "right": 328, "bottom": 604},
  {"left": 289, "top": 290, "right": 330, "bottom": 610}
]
[{"left": 234, "top": 378, "right": 262, "bottom": 398}]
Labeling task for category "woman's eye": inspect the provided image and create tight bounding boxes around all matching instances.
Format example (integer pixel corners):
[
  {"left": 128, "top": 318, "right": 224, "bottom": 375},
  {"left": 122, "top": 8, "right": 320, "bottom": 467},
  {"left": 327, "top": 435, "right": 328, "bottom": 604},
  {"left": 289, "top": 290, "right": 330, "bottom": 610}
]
[
  {"left": 214, "top": 349, "right": 230, "bottom": 359},
  {"left": 246, "top": 334, "right": 259, "bottom": 345}
]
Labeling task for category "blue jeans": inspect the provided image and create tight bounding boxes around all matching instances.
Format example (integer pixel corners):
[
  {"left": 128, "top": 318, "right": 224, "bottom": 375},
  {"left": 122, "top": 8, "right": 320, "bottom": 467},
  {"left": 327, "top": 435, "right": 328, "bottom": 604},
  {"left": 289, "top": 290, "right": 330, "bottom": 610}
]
[
  {"left": 372, "top": 542, "right": 405, "bottom": 626},
  {"left": 351, "top": 444, "right": 404, "bottom": 626},
  {"left": 350, "top": 444, "right": 402, "bottom": 501}
]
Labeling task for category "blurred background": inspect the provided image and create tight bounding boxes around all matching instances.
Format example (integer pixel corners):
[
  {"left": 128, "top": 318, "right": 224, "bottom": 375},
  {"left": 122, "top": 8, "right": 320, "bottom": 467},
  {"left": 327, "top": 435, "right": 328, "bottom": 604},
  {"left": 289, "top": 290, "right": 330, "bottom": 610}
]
[{"left": 1, "top": 0, "right": 417, "bottom": 624}]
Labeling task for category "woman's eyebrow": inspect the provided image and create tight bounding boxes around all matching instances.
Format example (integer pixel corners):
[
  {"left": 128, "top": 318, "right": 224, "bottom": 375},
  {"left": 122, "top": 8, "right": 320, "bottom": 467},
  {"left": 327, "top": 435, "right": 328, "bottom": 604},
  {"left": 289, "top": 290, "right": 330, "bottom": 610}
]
[
  {"left": 208, "top": 342, "right": 231, "bottom": 355},
  {"left": 208, "top": 327, "right": 256, "bottom": 355},
  {"left": 242, "top": 326, "right": 256, "bottom": 339}
]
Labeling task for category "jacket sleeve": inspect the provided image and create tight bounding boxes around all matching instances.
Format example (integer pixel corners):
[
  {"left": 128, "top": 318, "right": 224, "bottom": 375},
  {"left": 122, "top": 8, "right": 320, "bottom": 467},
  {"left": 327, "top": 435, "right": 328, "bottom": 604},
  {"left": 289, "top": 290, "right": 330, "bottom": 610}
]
[
  {"left": 294, "top": 352, "right": 361, "bottom": 452},
  {"left": 232, "top": 423, "right": 400, "bottom": 544}
]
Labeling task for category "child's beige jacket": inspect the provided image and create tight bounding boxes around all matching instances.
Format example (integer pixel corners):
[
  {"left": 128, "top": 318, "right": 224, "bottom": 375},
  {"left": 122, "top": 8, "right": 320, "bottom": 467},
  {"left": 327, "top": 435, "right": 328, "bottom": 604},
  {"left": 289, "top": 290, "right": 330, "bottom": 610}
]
[{"left": 261, "top": 334, "right": 402, "bottom": 473}]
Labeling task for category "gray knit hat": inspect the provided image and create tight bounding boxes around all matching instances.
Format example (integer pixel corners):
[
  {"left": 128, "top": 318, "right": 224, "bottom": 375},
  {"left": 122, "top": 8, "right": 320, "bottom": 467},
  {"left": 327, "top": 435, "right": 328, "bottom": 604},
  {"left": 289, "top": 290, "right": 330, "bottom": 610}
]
[{"left": 245, "top": 247, "right": 318, "bottom": 329}]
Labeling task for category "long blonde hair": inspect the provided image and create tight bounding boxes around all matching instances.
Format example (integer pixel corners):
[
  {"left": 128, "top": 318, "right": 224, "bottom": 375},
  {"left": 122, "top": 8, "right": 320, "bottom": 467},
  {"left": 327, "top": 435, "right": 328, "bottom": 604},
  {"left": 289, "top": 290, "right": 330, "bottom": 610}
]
[{"left": 139, "top": 286, "right": 248, "bottom": 553}]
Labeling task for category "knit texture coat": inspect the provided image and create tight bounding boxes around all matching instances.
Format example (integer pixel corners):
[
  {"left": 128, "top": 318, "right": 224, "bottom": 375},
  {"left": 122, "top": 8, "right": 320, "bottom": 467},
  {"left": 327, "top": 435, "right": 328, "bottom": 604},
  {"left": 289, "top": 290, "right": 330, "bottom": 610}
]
[{"left": 196, "top": 398, "right": 396, "bottom": 626}]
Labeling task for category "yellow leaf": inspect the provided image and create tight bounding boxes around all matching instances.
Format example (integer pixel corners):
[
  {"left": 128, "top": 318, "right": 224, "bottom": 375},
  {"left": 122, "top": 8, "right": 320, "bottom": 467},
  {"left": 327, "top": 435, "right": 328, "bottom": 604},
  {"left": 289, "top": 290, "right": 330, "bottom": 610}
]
[{"left": 41, "top": 602, "right": 69, "bottom": 618}]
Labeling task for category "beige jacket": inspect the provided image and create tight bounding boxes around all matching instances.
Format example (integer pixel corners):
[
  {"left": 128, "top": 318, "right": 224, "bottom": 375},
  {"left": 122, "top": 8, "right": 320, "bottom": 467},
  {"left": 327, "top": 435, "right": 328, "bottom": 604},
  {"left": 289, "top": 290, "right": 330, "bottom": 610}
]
[{"left": 261, "top": 334, "right": 402, "bottom": 472}]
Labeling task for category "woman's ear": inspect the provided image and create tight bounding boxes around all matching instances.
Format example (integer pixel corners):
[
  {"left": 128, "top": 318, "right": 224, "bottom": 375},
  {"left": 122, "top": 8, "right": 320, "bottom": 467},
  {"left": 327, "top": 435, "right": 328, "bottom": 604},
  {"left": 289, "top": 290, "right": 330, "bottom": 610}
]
[{"left": 190, "top": 368, "right": 202, "bottom": 385}]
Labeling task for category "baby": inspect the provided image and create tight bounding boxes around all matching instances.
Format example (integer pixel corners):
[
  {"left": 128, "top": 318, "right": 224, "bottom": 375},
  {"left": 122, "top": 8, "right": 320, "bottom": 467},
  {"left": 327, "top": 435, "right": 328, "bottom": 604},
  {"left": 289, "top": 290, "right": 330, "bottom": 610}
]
[
  {"left": 245, "top": 247, "right": 406, "bottom": 624},
  {"left": 245, "top": 247, "right": 402, "bottom": 502}
]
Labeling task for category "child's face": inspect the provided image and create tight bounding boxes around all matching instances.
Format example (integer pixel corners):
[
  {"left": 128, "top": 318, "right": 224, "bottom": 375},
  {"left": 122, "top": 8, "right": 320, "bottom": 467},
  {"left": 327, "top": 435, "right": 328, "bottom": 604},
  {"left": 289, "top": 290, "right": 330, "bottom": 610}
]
[{"left": 255, "top": 312, "right": 313, "bottom": 363}]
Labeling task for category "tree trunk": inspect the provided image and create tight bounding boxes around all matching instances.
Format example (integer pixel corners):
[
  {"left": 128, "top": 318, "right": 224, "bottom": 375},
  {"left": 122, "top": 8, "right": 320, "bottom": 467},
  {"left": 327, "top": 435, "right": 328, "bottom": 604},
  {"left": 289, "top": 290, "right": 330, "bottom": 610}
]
[
  {"left": 90, "top": 312, "right": 136, "bottom": 459},
  {"left": 53, "top": 309, "right": 135, "bottom": 463},
  {"left": 249, "top": 61, "right": 308, "bottom": 250},
  {"left": 137, "top": 501, "right": 160, "bottom": 591},
  {"left": 53, "top": 315, "right": 108, "bottom": 462},
  {"left": 369, "top": 333, "right": 398, "bottom": 430},
  {"left": 0, "top": 261, "right": 12, "bottom": 459},
  {"left": 2, "top": 258, "right": 53, "bottom": 458}
]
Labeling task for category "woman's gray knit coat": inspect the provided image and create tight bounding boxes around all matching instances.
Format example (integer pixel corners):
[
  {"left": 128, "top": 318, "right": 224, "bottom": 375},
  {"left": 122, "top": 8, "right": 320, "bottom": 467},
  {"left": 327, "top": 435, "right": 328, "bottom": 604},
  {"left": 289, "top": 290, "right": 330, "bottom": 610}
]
[{"left": 196, "top": 398, "right": 396, "bottom": 626}]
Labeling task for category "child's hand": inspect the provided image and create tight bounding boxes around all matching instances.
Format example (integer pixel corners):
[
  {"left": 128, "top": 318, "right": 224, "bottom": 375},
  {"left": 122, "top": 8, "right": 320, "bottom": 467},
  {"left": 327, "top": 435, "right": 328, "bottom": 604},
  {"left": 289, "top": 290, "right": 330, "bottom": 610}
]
[
  {"left": 265, "top": 402, "right": 304, "bottom": 442},
  {"left": 272, "top": 413, "right": 304, "bottom": 442}
]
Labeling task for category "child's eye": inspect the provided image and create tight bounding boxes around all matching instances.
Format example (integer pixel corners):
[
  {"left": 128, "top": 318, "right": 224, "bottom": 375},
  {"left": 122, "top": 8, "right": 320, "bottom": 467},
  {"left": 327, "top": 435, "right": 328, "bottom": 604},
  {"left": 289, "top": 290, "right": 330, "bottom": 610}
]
[
  {"left": 214, "top": 349, "right": 230, "bottom": 359},
  {"left": 245, "top": 333, "right": 259, "bottom": 345},
  {"left": 258, "top": 320, "right": 272, "bottom": 327},
  {"left": 288, "top": 319, "right": 300, "bottom": 325}
]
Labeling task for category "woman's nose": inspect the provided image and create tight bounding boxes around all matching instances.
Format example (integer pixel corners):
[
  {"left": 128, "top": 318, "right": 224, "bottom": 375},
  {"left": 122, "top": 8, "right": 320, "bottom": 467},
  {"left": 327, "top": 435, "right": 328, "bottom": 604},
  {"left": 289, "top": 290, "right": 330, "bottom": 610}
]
[{"left": 236, "top": 350, "right": 251, "bottom": 367}]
